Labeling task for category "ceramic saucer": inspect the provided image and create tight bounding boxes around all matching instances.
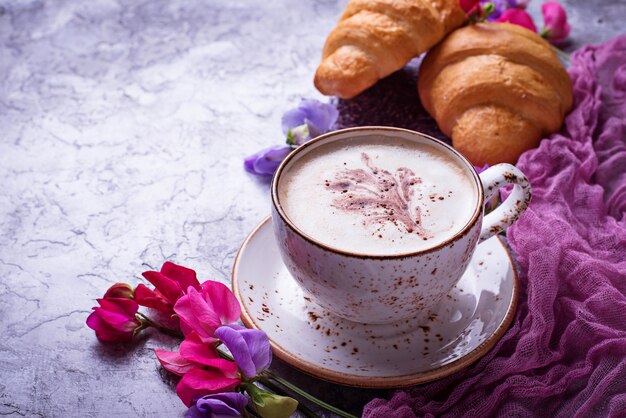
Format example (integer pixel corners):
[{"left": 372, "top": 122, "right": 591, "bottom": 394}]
[{"left": 232, "top": 217, "right": 518, "bottom": 388}]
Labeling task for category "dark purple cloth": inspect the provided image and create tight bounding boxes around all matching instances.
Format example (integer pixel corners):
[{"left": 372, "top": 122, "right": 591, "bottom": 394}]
[{"left": 363, "top": 36, "right": 626, "bottom": 418}]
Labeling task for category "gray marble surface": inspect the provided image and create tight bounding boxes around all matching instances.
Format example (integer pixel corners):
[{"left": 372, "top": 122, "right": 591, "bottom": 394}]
[{"left": 0, "top": 0, "right": 623, "bottom": 417}]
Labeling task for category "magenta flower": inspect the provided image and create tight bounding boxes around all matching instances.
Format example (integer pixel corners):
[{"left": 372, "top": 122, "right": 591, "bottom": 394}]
[
  {"left": 86, "top": 298, "right": 141, "bottom": 342},
  {"left": 541, "top": 2, "right": 571, "bottom": 43},
  {"left": 186, "top": 393, "right": 248, "bottom": 418},
  {"left": 174, "top": 281, "right": 241, "bottom": 342},
  {"left": 156, "top": 322, "right": 272, "bottom": 406},
  {"left": 243, "top": 145, "right": 292, "bottom": 177},
  {"left": 155, "top": 332, "right": 238, "bottom": 377},
  {"left": 156, "top": 332, "right": 241, "bottom": 407},
  {"left": 134, "top": 262, "right": 202, "bottom": 319},
  {"left": 154, "top": 348, "right": 200, "bottom": 376},
  {"left": 496, "top": 8, "right": 537, "bottom": 32},
  {"left": 176, "top": 368, "right": 241, "bottom": 407},
  {"left": 179, "top": 332, "right": 239, "bottom": 372},
  {"left": 215, "top": 325, "right": 272, "bottom": 379},
  {"left": 244, "top": 98, "right": 337, "bottom": 177},
  {"left": 103, "top": 283, "right": 134, "bottom": 299}
]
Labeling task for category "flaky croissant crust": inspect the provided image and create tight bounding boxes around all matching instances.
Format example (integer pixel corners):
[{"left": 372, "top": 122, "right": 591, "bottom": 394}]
[
  {"left": 418, "top": 22, "right": 573, "bottom": 166},
  {"left": 315, "top": 0, "right": 465, "bottom": 99}
]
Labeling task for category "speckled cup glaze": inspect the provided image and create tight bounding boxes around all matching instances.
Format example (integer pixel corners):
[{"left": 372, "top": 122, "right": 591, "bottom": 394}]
[{"left": 271, "top": 127, "right": 530, "bottom": 324}]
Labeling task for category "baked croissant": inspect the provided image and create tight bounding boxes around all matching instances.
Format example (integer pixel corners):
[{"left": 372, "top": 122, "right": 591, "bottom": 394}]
[
  {"left": 418, "top": 22, "right": 573, "bottom": 166},
  {"left": 315, "top": 0, "right": 465, "bottom": 99}
]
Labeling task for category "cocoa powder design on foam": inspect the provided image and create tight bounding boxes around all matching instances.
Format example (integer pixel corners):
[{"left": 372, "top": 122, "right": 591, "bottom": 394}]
[{"left": 326, "top": 152, "right": 432, "bottom": 239}]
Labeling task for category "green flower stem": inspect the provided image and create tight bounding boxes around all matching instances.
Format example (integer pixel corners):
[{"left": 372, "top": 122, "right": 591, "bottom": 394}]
[
  {"left": 259, "top": 374, "right": 358, "bottom": 418},
  {"left": 216, "top": 347, "right": 353, "bottom": 418},
  {"left": 220, "top": 349, "right": 319, "bottom": 418},
  {"left": 552, "top": 46, "right": 571, "bottom": 65},
  {"left": 136, "top": 312, "right": 184, "bottom": 339},
  {"left": 480, "top": 2, "right": 495, "bottom": 21}
]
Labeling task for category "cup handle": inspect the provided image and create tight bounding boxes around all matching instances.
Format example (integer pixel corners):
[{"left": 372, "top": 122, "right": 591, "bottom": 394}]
[{"left": 478, "top": 163, "right": 532, "bottom": 243}]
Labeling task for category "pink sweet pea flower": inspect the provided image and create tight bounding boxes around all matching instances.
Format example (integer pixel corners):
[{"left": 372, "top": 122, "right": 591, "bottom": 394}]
[
  {"left": 103, "top": 283, "right": 134, "bottom": 299},
  {"left": 134, "top": 262, "right": 202, "bottom": 317},
  {"left": 155, "top": 332, "right": 241, "bottom": 407},
  {"left": 176, "top": 369, "right": 240, "bottom": 407},
  {"left": 154, "top": 349, "right": 200, "bottom": 376},
  {"left": 496, "top": 8, "right": 537, "bottom": 32},
  {"left": 541, "top": 2, "right": 570, "bottom": 43},
  {"left": 133, "top": 284, "right": 171, "bottom": 314},
  {"left": 174, "top": 281, "right": 241, "bottom": 342},
  {"left": 86, "top": 298, "right": 141, "bottom": 342},
  {"left": 179, "top": 332, "right": 239, "bottom": 373},
  {"left": 155, "top": 332, "right": 238, "bottom": 377}
]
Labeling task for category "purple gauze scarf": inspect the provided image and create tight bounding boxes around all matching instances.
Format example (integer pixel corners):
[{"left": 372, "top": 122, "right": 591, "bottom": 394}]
[{"left": 363, "top": 36, "right": 626, "bottom": 418}]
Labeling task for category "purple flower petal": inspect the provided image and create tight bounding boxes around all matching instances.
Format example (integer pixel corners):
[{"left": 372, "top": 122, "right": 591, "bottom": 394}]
[
  {"left": 281, "top": 107, "right": 308, "bottom": 135},
  {"left": 508, "top": 0, "right": 529, "bottom": 8},
  {"left": 246, "top": 99, "right": 337, "bottom": 177},
  {"left": 186, "top": 392, "right": 248, "bottom": 418},
  {"left": 215, "top": 325, "right": 272, "bottom": 379},
  {"left": 241, "top": 329, "right": 272, "bottom": 374},
  {"left": 244, "top": 145, "right": 292, "bottom": 177},
  {"left": 281, "top": 98, "right": 338, "bottom": 138},
  {"left": 216, "top": 326, "right": 256, "bottom": 378},
  {"left": 185, "top": 407, "right": 204, "bottom": 418},
  {"left": 299, "top": 99, "right": 339, "bottom": 138},
  {"left": 243, "top": 151, "right": 260, "bottom": 174}
]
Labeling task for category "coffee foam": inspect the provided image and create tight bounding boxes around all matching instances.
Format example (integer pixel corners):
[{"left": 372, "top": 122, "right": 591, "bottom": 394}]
[{"left": 278, "top": 135, "right": 478, "bottom": 255}]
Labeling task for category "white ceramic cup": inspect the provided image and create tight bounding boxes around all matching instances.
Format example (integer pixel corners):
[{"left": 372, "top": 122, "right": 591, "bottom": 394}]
[{"left": 271, "top": 127, "right": 530, "bottom": 324}]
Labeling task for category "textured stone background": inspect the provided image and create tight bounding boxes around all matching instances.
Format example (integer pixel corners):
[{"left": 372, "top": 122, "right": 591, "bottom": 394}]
[{"left": 0, "top": 0, "right": 623, "bottom": 417}]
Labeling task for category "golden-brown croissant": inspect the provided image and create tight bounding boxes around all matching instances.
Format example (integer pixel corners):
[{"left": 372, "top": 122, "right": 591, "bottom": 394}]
[
  {"left": 315, "top": 0, "right": 465, "bottom": 99},
  {"left": 418, "top": 22, "right": 573, "bottom": 166}
]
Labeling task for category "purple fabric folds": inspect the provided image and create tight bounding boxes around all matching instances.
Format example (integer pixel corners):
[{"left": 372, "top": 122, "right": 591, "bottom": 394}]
[{"left": 364, "top": 36, "right": 626, "bottom": 418}]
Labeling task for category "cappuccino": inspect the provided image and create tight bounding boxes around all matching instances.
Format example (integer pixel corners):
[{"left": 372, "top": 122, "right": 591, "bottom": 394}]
[{"left": 278, "top": 135, "right": 479, "bottom": 255}]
